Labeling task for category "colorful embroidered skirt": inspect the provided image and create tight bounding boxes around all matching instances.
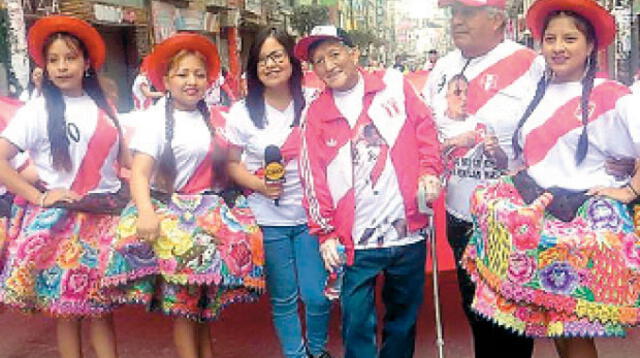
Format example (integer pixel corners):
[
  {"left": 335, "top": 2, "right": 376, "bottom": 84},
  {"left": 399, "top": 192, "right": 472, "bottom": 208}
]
[
  {"left": 0, "top": 203, "right": 13, "bottom": 313},
  {"left": 0, "top": 217, "right": 8, "bottom": 276},
  {"left": 102, "top": 193, "right": 265, "bottom": 321},
  {"left": 462, "top": 177, "right": 640, "bottom": 337},
  {"left": 0, "top": 200, "right": 120, "bottom": 316},
  {"left": 0, "top": 194, "right": 18, "bottom": 273}
]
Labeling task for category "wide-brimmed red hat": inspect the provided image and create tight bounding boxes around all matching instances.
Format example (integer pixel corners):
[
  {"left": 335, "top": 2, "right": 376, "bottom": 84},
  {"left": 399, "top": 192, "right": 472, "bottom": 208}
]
[
  {"left": 28, "top": 15, "right": 106, "bottom": 70},
  {"left": 526, "top": 0, "right": 616, "bottom": 49},
  {"left": 147, "top": 33, "right": 221, "bottom": 92}
]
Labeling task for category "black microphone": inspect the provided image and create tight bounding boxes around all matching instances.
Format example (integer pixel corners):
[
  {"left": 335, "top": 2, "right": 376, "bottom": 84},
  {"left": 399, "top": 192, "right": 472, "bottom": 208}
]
[{"left": 264, "top": 145, "right": 285, "bottom": 206}]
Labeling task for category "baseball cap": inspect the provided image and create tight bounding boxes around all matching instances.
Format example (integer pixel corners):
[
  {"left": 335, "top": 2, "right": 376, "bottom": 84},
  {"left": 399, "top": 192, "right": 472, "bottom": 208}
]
[{"left": 294, "top": 25, "right": 354, "bottom": 62}]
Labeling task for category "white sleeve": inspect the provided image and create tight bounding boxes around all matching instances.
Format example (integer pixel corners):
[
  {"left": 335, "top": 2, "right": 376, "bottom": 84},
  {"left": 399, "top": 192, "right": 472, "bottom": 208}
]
[
  {"left": 616, "top": 94, "right": 640, "bottom": 156},
  {"left": 224, "top": 102, "right": 251, "bottom": 148},
  {"left": 527, "top": 55, "right": 546, "bottom": 87},
  {"left": 422, "top": 63, "right": 441, "bottom": 108},
  {"left": 1, "top": 101, "right": 43, "bottom": 152},
  {"left": 129, "top": 110, "right": 164, "bottom": 160},
  {"left": 12, "top": 152, "right": 28, "bottom": 170}
]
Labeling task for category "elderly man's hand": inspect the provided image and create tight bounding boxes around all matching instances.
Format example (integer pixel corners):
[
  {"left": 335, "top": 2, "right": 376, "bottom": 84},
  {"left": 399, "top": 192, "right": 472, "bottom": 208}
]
[{"left": 419, "top": 174, "right": 442, "bottom": 203}]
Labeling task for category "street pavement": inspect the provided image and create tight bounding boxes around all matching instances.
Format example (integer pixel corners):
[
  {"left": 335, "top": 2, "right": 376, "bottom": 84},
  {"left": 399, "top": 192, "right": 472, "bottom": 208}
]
[{"left": 1, "top": 271, "right": 638, "bottom": 358}]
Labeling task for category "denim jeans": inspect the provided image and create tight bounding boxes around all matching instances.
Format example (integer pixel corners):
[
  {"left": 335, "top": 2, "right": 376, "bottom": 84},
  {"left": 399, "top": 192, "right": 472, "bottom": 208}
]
[
  {"left": 262, "top": 225, "right": 331, "bottom": 358},
  {"left": 341, "top": 240, "right": 426, "bottom": 358},
  {"left": 447, "top": 213, "right": 533, "bottom": 358}
]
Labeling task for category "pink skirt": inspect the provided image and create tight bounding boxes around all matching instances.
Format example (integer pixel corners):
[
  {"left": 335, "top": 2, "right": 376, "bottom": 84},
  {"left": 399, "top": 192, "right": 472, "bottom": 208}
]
[{"left": 0, "top": 199, "right": 120, "bottom": 316}]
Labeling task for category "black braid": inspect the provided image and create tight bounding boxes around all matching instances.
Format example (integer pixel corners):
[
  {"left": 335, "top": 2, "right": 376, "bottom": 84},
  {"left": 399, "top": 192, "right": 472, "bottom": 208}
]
[
  {"left": 575, "top": 50, "right": 598, "bottom": 165},
  {"left": 157, "top": 95, "right": 177, "bottom": 192},
  {"left": 512, "top": 72, "right": 550, "bottom": 160},
  {"left": 83, "top": 68, "right": 125, "bottom": 149},
  {"left": 42, "top": 73, "right": 72, "bottom": 171}
]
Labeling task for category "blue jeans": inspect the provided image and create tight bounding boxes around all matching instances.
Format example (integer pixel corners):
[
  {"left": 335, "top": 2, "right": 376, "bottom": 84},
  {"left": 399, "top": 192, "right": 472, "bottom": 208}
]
[
  {"left": 341, "top": 240, "right": 426, "bottom": 358},
  {"left": 262, "top": 225, "right": 331, "bottom": 358}
]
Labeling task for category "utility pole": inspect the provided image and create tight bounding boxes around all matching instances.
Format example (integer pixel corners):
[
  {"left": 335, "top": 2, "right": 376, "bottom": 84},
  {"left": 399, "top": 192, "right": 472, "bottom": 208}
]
[{"left": 350, "top": 0, "right": 354, "bottom": 29}]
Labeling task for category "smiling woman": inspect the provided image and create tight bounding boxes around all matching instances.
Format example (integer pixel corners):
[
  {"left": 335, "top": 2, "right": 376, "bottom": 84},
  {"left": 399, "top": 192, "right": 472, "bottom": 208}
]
[
  {"left": 461, "top": 0, "right": 640, "bottom": 357},
  {"left": 225, "top": 26, "right": 333, "bottom": 358},
  {"left": 542, "top": 13, "right": 594, "bottom": 83},
  {"left": 100, "top": 32, "right": 265, "bottom": 358},
  {"left": 0, "top": 14, "right": 126, "bottom": 358}
]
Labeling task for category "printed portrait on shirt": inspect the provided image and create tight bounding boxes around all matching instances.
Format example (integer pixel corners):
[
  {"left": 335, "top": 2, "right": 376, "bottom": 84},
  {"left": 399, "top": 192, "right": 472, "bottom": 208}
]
[
  {"left": 352, "top": 122, "right": 388, "bottom": 187},
  {"left": 351, "top": 122, "right": 410, "bottom": 247},
  {"left": 440, "top": 75, "right": 500, "bottom": 181},
  {"left": 445, "top": 74, "right": 469, "bottom": 121}
]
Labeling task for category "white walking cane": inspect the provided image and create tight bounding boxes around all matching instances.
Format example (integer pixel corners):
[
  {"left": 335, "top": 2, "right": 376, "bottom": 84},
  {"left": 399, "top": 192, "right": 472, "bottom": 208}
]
[{"left": 419, "top": 188, "right": 445, "bottom": 358}]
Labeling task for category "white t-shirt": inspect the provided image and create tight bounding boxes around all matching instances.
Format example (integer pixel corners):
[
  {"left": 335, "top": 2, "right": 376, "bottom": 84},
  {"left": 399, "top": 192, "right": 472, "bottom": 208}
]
[
  {"left": 423, "top": 40, "right": 544, "bottom": 221},
  {"left": 1, "top": 95, "right": 121, "bottom": 194},
  {"left": 0, "top": 153, "right": 28, "bottom": 196},
  {"left": 130, "top": 102, "right": 214, "bottom": 193},
  {"left": 521, "top": 80, "right": 640, "bottom": 190},
  {"left": 630, "top": 80, "right": 640, "bottom": 95},
  {"left": 19, "top": 89, "right": 40, "bottom": 102},
  {"left": 225, "top": 99, "right": 307, "bottom": 226},
  {"left": 333, "top": 73, "right": 364, "bottom": 127},
  {"left": 334, "top": 74, "right": 423, "bottom": 250}
]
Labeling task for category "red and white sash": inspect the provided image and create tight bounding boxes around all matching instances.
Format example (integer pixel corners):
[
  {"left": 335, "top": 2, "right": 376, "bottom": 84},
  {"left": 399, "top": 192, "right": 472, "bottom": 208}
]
[{"left": 70, "top": 111, "right": 119, "bottom": 196}]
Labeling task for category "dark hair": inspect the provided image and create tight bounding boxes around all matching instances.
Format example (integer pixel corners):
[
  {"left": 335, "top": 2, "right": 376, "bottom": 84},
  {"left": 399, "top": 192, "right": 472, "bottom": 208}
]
[
  {"left": 245, "top": 26, "right": 304, "bottom": 129},
  {"left": 448, "top": 73, "right": 468, "bottom": 86},
  {"left": 41, "top": 32, "right": 121, "bottom": 172},
  {"left": 26, "top": 66, "right": 40, "bottom": 96},
  {"left": 512, "top": 10, "right": 598, "bottom": 165},
  {"left": 155, "top": 50, "right": 228, "bottom": 192}
]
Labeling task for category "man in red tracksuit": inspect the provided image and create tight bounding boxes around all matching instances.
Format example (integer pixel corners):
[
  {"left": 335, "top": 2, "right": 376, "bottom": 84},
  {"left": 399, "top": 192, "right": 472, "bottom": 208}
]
[{"left": 295, "top": 26, "right": 443, "bottom": 358}]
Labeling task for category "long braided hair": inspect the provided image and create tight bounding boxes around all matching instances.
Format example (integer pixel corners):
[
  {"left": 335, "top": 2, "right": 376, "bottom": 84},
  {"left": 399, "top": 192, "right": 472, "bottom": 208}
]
[
  {"left": 41, "top": 33, "right": 122, "bottom": 172},
  {"left": 512, "top": 11, "right": 598, "bottom": 166},
  {"left": 155, "top": 50, "right": 228, "bottom": 192}
]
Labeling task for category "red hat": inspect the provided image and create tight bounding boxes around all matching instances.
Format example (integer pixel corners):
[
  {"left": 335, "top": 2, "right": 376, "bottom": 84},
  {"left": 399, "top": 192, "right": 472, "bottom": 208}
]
[
  {"left": 147, "top": 33, "right": 221, "bottom": 92},
  {"left": 438, "top": 0, "right": 506, "bottom": 9},
  {"left": 526, "top": 0, "right": 615, "bottom": 49},
  {"left": 28, "top": 15, "right": 106, "bottom": 70},
  {"left": 294, "top": 25, "right": 354, "bottom": 62}
]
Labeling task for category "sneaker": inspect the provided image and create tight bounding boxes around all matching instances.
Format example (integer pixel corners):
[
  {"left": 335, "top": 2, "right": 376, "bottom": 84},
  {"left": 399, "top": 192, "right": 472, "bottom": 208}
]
[{"left": 307, "top": 351, "right": 332, "bottom": 358}]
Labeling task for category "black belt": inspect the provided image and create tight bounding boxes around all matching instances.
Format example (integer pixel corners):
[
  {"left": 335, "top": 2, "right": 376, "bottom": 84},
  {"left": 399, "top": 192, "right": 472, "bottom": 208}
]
[{"left": 512, "top": 171, "right": 588, "bottom": 222}]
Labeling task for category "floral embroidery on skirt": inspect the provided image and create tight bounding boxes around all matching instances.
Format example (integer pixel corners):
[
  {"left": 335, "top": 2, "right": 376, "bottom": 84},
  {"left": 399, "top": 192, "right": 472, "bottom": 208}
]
[
  {"left": 462, "top": 177, "right": 640, "bottom": 337},
  {"left": 102, "top": 193, "right": 265, "bottom": 321},
  {"left": 0, "top": 199, "right": 120, "bottom": 316}
]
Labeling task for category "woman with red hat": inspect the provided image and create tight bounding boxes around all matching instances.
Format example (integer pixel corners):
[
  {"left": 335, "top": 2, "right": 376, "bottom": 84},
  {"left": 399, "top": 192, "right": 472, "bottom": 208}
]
[
  {"left": 101, "top": 32, "right": 265, "bottom": 358},
  {"left": 462, "top": 0, "right": 640, "bottom": 357},
  {"left": 0, "top": 15, "right": 128, "bottom": 358}
]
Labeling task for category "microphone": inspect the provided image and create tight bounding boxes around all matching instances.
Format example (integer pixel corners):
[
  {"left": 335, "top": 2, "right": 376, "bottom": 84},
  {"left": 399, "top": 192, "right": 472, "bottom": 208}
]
[{"left": 264, "top": 145, "right": 285, "bottom": 206}]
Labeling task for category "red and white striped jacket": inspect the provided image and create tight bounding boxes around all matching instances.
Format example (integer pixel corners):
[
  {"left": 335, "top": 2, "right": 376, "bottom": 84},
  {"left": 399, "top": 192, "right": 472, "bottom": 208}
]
[{"left": 299, "top": 69, "right": 443, "bottom": 264}]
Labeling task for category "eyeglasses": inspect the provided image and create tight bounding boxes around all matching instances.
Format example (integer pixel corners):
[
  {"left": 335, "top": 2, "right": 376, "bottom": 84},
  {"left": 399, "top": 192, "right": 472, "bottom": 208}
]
[{"left": 258, "top": 50, "right": 287, "bottom": 67}]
